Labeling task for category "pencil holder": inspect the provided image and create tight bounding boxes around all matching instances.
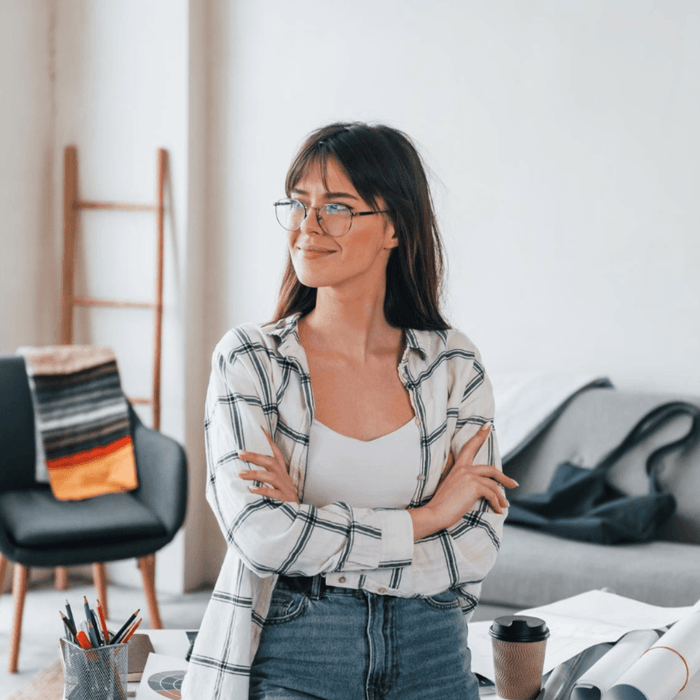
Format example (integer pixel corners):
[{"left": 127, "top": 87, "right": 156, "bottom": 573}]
[{"left": 59, "top": 637, "right": 128, "bottom": 700}]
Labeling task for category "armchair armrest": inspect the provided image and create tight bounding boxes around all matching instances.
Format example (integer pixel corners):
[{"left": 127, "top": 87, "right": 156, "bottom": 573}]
[{"left": 131, "top": 421, "right": 188, "bottom": 538}]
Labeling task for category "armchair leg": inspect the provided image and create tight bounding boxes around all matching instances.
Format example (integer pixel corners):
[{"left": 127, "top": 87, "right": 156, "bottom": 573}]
[
  {"left": 9, "top": 564, "right": 29, "bottom": 673},
  {"left": 55, "top": 566, "right": 68, "bottom": 590},
  {"left": 138, "top": 554, "right": 162, "bottom": 629},
  {"left": 0, "top": 554, "right": 8, "bottom": 596},
  {"left": 92, "top": 563, "right": 108, "bottom": 618}
]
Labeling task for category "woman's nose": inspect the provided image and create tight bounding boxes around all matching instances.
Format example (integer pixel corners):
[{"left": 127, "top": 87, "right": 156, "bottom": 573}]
[{"left": 299, "top": 206, "right": 323, "bottom": 235}]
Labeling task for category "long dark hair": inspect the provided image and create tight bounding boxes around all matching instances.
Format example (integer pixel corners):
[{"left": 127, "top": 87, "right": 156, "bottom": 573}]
[{"left": 271, "top": 122, "right": 450, "bottom": 331}]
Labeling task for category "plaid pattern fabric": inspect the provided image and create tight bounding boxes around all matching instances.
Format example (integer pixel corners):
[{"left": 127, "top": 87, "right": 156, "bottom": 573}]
[{"left": 181, "top": 312, "right": 505, "bottom": 700}]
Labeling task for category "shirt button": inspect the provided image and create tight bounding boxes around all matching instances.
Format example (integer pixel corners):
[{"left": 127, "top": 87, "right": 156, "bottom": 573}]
[
  {"left": 338, "top": 576, "right": 346, "bottom": 583},
  {"left": 378, "top": 587, "right": 387, "bottom": 594}
]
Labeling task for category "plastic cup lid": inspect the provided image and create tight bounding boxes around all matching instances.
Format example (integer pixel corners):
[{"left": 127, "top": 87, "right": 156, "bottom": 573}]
[{"left": 489, "top": 615, "right": 550, "bottom": 642}]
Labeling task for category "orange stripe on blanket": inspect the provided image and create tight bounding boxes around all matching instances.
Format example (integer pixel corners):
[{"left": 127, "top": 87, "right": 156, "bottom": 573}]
[
  {"left": 46, "top": 441, "right": 139, "bottom": 501},
  {"left": 47, "top": 435, "right": 132, "bottom": 470}
]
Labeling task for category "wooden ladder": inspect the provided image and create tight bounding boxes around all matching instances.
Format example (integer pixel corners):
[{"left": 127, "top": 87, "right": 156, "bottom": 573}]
[
  {"left": 61, "top": 145, "right": 166, "bottom": 429},
  {"left": 55, "top": 145, "right": 167, "bottom": 624}
]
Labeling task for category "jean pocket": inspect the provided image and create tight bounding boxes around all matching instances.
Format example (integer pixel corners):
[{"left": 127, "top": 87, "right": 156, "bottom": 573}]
[
  {"left": 264, "top": 586, "right": 308, "bottom": 625},
  {"left": 422, "top": 589, "right": 460, "bottom": 610}
]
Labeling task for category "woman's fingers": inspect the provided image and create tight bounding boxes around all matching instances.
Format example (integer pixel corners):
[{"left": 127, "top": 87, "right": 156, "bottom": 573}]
[
  {"left": 239, "top": 469, "right": 279, "bottom": 486},
  {"left": 239, "top": 449, "right": 283, "bottom": 475},
  {"left": 261, "top": 427, "right": 285, "bottom": 461},
  {"left": 455, "top": 424, "right": 492, "bottom": 466},
  {"left": 481, "top": 481, "right": 507, "bottom": 514},
  {"left": 250, "top": 485, "right": 283, "bottom": 499},
  {"left": 238, "top": 430, "right": 299, "bottom": 505},
  {"left": 464, "top": 464, "right": 519, "bottom": 488}
]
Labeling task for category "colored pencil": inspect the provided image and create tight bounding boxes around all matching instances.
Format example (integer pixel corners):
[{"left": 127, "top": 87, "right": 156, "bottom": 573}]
[
  {"left": 59, "top": 611, "right": 77, "bottom": 642},
  {"left": 121, "top": 618, "right": 142, "bottom": 644},
  {"left": 82, "top": 596, "right": 92, "bottom": 626},
  {"left": 111, "top": 608, "right": 140, "bottom": 644},
  {"left": 89, "top": 608, "right": 103, "bottom": 646},
  {"left": 65, "top": 599, "right": 76, "bottom": 629},
  {"left": 86, "top": 619, "right": 99, "bottom": 649},
  {"left": 96, "top": 599, "right": 110, "bottom": 644}
]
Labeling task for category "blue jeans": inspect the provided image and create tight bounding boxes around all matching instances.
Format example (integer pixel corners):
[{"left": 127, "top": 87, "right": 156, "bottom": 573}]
[{"left": 249, "top": 575, "right": 480, "bottom": 700}]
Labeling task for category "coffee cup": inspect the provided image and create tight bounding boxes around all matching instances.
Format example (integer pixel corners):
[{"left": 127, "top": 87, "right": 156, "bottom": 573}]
[{"left": 489, "top": 615, "right": 550, "bottom": 699}]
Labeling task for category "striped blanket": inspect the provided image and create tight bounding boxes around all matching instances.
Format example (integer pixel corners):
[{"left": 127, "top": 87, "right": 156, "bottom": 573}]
[{"left": 18, "top": 345, "right": 138, "bottom": 501}]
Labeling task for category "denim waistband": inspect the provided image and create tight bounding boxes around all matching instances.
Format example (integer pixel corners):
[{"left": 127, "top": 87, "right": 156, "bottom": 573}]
[{"left": 277, "top": 574, "right": 362, "bottom": 599}]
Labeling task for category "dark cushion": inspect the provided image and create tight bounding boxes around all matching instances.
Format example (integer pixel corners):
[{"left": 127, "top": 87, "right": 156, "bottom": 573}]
[
  {"left": 0, "top": 356, "right": 37, "bottom": 492},
  {"left": 504, "top": 389, "right": 700, "bottom": 545},
  {"left": 0, "top": 487, "right": 166, "bottom": 547}
]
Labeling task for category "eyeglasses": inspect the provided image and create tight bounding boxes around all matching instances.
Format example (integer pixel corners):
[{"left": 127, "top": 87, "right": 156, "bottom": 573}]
[{"left": 273, "top": 198, "right": 390, "bottom": 238}]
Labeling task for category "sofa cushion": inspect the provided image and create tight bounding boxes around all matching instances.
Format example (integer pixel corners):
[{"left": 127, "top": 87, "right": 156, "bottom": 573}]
[
  {"left": 0, "top": 487, "right": 165, "bottom": 547},
  {"left": 481, "top": 525, "right": 700, "bottom": 609}
]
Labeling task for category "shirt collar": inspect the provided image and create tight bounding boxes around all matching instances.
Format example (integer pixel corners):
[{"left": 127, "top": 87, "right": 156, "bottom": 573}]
[{"left": 263, "top": 311, "right": 429, "bottom": 360}]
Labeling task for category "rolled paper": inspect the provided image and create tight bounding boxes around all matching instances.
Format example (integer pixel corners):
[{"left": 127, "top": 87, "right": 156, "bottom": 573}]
[
  {"left": 605, "top": 612, "right": 700, "bottom": 700},
  {"left": 571, "top": 630, "right": 659, "bottom": 700}
]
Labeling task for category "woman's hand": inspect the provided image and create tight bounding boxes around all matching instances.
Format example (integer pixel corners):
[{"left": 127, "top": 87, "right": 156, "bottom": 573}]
[
  {"left": 410, "top": 424, "right": 518, "bottom": 540},
  {"left": 238, "top": 427, "right": 300, "bottom": 504}
]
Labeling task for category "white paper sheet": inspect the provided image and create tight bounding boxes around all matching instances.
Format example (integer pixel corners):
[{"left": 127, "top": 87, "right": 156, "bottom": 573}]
[
  {"left": 470, "top": 590, "right": 698, "bottom": 683},
  {"left": 134, "top": 653, "right": 189, "bottom": 699}
]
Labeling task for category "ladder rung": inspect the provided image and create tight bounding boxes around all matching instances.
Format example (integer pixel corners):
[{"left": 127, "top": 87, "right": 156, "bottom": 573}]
[
  {"left": 129, "top": 397, "right": 154, "bottom": 406},
  {"left": 75, "top": 201, "right": 160, "bottom": 212},
  {"left": 73, "top": 297, "right": 159, "bottom": 310}
]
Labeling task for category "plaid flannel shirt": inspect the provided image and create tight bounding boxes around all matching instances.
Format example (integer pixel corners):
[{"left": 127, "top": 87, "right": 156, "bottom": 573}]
[{"left": 181, "top": 311, "right": 505, "bottom": 700}]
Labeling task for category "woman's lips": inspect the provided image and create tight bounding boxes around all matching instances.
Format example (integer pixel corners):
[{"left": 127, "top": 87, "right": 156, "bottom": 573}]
[{"left": 298, "top": 248, "right": 335, "bottom": 258}]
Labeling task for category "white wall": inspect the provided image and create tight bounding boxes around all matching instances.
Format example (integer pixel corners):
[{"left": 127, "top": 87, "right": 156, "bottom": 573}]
[
  {"left": 52, "top": 0, "right": 191, "bottom": 593},
  {"left": 2, "top": 1, "right": 698, "bottom": 590},
  {"left": 201, "top": 0, "right": 700, "bottom": 397},
  {"left": 195, "top": 0, "right": 700, "bottom": 574},
  {"left": 0, "top": 0, "right": 57, "bottom": 354},
  {"left": 0, "top": 0, "right": 56, "bottom": 593}
]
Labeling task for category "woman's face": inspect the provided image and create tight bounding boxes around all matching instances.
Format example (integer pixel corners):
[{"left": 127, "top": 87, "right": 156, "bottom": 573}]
[{"left": 287, "top": 157, "right": 397, "bottom": 292}]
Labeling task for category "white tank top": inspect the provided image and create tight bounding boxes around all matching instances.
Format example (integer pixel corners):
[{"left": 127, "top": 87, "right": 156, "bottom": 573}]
[{"left": 304, "top": 418, "right": 422, "bottom": 509}]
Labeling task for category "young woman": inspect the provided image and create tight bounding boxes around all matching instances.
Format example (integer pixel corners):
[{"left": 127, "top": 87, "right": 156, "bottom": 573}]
[{"left": 182, "top": 122, "right": 517, "bottom": 700}]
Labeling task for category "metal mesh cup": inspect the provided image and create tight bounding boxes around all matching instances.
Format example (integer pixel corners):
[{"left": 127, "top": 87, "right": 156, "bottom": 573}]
[{"left": 59, "top": 637, "right": 128, "bottom": 700}]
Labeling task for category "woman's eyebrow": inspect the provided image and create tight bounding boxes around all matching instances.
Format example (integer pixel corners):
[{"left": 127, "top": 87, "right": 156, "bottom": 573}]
[{"left": 291, "top": 188, "right": 359, "bottom": 201}]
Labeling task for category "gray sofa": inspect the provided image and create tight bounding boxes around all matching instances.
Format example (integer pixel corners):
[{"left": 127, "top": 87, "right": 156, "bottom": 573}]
[{"left": 479, "top": 388, "right": 700, "bottom": 613}]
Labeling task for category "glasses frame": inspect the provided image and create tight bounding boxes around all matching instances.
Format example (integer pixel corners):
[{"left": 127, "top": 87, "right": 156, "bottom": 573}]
[{"left": 274, "top": 198, "right": 390, "bottom": 238}]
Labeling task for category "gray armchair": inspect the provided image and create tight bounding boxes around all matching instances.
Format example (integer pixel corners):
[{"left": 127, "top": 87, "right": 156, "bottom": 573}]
[{"left": 0, "top": 355, "right": 188, "bottom": 672}]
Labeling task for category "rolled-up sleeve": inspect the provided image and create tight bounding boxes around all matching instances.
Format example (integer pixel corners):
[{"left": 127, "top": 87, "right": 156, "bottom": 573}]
[{"left": 205, "top": 338, "right": 415, "bottom": 578}]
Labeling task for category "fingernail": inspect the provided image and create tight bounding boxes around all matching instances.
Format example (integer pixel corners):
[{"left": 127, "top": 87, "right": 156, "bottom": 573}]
[{"left": 480, "top": 424, "right": 491, "bottom": 432}]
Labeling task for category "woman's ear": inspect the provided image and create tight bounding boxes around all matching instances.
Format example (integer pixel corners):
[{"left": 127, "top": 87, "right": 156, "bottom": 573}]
[{"left": 383, "top": 221, "right": 399, "bottom": 250}]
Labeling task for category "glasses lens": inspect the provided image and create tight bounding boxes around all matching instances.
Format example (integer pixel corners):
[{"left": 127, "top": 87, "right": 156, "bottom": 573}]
[
  {"left": 275, "top": 199, "right": 305, "bottom": 230},
  {"left": 319, "top": 203, "right": 352, "bottom": 237}
]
